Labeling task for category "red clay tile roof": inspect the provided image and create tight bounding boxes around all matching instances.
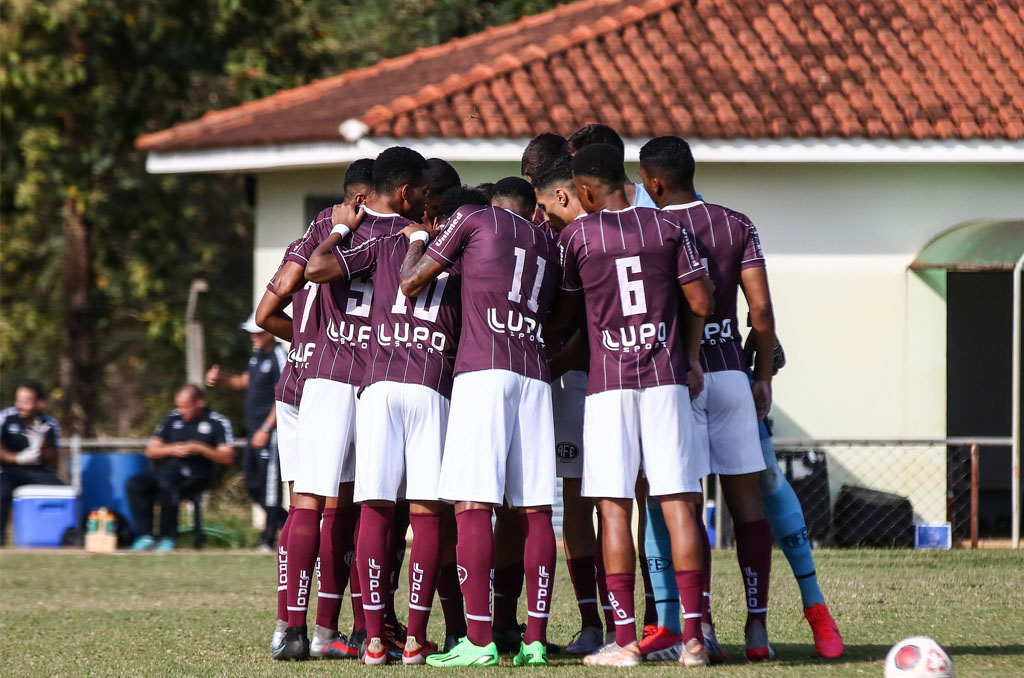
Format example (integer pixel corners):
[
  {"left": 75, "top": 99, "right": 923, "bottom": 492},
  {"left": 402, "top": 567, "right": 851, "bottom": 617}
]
[{"left": 137, "top": 0, "right": 1024, "bottom": 152}]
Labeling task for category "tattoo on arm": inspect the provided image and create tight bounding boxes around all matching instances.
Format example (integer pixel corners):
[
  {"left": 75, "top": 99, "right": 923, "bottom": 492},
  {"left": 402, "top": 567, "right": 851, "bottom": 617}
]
[{"left": 400, "top": 241, "right": 440, "bottom": 297}]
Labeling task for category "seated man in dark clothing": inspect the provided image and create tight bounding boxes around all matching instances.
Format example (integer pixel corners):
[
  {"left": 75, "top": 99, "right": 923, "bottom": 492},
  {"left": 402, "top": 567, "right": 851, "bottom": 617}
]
[
  {"left": 0, "top": 381, "right": 62, "bottom": 545},
  {"left": 126, "top": 384, "right": 234, "bottom": 551}
]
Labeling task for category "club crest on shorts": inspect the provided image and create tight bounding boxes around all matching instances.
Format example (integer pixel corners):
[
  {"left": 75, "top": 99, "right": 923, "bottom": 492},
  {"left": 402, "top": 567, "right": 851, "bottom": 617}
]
[
  {"left": 556, "top": 442, "right": 579, "bottom": 461},
  {"left": 457, "top": 565, "right": 468, "bottom": 585}
]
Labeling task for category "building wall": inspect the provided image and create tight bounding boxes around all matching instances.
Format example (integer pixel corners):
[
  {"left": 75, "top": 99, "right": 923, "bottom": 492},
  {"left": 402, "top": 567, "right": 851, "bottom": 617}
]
[{"left": 254, "top": 161, "right": 1024, "bottom": 441}]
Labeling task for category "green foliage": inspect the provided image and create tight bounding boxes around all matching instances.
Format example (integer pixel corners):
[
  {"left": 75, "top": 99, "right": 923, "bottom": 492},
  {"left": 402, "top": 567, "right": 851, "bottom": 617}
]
[{"left": 0, "top": 0, "right": 563, "bottom": 434}]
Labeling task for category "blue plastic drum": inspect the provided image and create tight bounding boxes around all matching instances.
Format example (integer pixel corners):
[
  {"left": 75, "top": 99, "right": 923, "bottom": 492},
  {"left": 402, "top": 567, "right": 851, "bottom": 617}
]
[{"left": 80, "top": 452, "right": 149, "bottom": 535}]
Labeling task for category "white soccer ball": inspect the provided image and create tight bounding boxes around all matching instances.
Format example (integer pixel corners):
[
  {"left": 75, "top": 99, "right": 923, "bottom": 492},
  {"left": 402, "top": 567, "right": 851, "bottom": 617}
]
[{"left": 884, "top": 636, "right": 953, "bottom": 677}]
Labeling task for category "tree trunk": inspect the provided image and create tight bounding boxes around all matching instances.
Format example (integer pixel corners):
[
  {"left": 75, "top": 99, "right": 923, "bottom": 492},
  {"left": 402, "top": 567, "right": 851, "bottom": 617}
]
[{"left": 60, "top": 195, "right": 97, "bottom": 436}]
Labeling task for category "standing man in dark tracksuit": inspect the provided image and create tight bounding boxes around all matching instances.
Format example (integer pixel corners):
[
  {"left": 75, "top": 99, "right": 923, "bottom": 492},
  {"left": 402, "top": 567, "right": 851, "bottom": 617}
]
[
  {"left": 206, "top": 313, "right": 288, "bottom": 550},
  {"left": 0, "top": 381, "right": 63, "bottom": 545}
]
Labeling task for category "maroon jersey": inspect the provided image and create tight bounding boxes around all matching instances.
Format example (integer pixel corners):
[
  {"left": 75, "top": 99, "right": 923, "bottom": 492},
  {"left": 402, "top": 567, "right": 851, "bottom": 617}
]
[
  {"left": 285, "top": 206, "right": 414, "bottom": 385},
  {"left": 663, "top": 201, "right": 766, "bottom": 373},
  {"left": 560, "top": 206, "right": 708, "bottom": 395},
  {"left": 532, "top": 206, "right": 547, "bottom": 227},
  {"left": 425, "top": 205, "right": 559, "bottom": 381},
  {"left": 267, "top": 241, "right": 307, "bottom": 406},
  {"left": 333, "top": 233, "right": 461, "bottom": 398}
]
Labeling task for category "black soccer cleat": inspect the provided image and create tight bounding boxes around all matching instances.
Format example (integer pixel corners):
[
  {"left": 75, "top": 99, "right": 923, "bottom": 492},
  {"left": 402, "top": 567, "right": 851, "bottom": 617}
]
[
  {"left": 272, "top": 625, "right": 310, "bottom": 661},
  {"left": 492, "top": 625, "right": 523, "bottom": 653}
]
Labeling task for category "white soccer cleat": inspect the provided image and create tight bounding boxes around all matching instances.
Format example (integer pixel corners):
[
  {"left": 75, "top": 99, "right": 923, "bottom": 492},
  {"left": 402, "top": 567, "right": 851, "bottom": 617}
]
[{"left": 582, "top": 641, "right": 643, "bottom": 667}]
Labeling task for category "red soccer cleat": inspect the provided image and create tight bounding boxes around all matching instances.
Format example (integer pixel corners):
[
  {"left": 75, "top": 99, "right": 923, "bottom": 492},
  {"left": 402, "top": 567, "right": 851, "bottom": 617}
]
[
  {"left": 362, "top": 637, "right": 388, "bottom": 665},
  {"left": 637, "top": 625, "right": 683, "bottom": 660},
  {"left": 804, "top": 603, "right": 844, "bottom": 658},
  {"left": 402, "top": 637, "right": 437, "bottom": 665}
]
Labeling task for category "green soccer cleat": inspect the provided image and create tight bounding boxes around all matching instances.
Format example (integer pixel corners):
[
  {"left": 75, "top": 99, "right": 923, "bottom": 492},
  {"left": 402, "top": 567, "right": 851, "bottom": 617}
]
[
  {"left": 425, "top": 637, "right": 499, "bottom": 667},
  {"left": 513, "top": 640, "right": 548, "bottom": 666}
]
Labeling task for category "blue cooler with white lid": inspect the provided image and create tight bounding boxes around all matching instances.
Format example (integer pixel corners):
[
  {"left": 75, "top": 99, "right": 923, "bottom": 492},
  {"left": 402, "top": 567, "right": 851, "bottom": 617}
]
[{"left": 12, "top": 484, "right": 78, "bottom": 547}]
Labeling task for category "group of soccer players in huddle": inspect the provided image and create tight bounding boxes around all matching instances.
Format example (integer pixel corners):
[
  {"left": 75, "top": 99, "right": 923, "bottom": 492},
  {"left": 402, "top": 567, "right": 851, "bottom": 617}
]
[{"left": 255, "top": 123, "right": 845, "bottom": 667}]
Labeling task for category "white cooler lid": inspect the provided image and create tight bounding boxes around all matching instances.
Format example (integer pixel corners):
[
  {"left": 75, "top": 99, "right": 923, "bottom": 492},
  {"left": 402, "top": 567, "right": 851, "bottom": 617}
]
[{"left": 12, "top": 484, "right": 77, "bottom": 499}]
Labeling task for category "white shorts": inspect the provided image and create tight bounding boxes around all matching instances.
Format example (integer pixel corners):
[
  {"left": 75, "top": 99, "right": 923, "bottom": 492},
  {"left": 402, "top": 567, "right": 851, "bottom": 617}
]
[
  {"left": 552, "top": 370, "right": 587, "bottom": 479},
  {"left": 275, "top": 401, "right": 300, "bottom": 483},
  {"left": 437, "top": 370, "right": 556, "bottom": 507},
  {"left": 582, "top": 384, "right": 708, "bottom": 499},
  {"left": 294, "top": 378, "right": 357, "bottom": 497},
  {"left": 691, "top": 370, "right": 767, "bottom": 476},
  {"left": 354, "top": 381, "right": 449, "bottom": 503}
]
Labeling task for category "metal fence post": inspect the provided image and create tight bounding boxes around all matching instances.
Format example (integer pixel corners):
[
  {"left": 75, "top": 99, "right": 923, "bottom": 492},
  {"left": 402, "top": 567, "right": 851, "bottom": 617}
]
[
  {"left": 970, "top": 443, "right": 979, "bottom": 550},
  {"left": 71, "top": 434, "right": 82, "bottom": 494}
]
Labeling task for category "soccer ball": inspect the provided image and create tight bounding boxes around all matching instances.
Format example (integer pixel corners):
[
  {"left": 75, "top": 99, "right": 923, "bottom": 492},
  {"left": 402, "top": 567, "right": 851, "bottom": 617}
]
[{"left": 884, "top": 637, "right": 953, "bottom": 677}]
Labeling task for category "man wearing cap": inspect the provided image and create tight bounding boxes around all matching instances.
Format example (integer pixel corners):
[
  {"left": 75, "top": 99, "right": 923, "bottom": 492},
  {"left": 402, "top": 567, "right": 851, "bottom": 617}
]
[{"left": 206, "top": 313, "right": 288, "bottom": 550}]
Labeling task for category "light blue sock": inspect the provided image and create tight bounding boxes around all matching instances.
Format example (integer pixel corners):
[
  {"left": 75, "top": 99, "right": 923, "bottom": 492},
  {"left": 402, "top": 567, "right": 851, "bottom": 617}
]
[
  {"left": 758, "top": 427, "right": 826, "bottom": 608},
  {"left": 643, "top": 498, "right": 682, "bottom": 633}
]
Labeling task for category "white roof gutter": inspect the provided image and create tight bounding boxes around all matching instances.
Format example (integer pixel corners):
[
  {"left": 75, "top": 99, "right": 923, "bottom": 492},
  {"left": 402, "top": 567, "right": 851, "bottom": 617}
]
[{"left": 145, "top": 137, "right": 1024, "bottom": 174}]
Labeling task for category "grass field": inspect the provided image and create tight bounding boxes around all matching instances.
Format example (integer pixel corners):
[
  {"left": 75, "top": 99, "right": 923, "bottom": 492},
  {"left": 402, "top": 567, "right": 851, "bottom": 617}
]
[{"left": 1, "top": 548, "right": 1021, "bottom": 677}]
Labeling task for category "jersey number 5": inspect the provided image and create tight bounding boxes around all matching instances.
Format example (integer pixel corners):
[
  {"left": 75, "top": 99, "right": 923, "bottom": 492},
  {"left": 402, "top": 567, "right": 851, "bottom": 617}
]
[
  {"left": 615, "top": 256, "right": 647, "bottom": 316},
  {"left": 508, "top": 246, "right": 546, "bottom": 312}
]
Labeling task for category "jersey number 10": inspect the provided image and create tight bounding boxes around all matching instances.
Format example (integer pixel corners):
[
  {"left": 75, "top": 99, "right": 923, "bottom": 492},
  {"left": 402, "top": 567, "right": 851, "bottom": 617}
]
[{"left": 391, "top": 273, "right": 450, "bottom": 322}]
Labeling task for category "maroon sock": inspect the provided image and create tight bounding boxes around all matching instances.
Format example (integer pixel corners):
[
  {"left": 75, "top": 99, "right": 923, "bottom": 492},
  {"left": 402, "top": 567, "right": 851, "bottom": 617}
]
[
  {"left": 675, "top": 569, "right": 704, "bottom": 643},
  {"left": 314, "top": 508, "right": 344, "bottom": 630},
  {"left": 640, "top": 554, "right": 657, "bottom": 627},
  {"left": 491, "top": 563, "right": 524, "bottom": 631},
  {"left": 698, "top": 515, "right": 713, "bottom": 625},
  {"left": 566, "top": 556, "right": 602, "bottom": 629},
  {"left": 285, "top": 508, "right": 320, "bottom": 628},
  {"left": 386, "top": 503, "right": 410, "bottom": 627},
  {"left": 277, "top": 508, "right": 294, "bottom": 623},
  {"left": 406, "top": 513, "right": 441, "bottom": 643},
  {"left": 519, "top": 511, "right": 556, "bottom": 645},
  {"left": 456, "top": 509, "right": 494, "bottom": 647},
  {"left": 605, "top": 572, "right": 637, "bottom": 646},
  {"left": 436, "top": 561, "right": 467, "bottom": 638},
  {"left": 357, "top": 504, "right": 394, "bottom": 640},
  {"left": 735, "top": 518, "right": 772, "bottom": 630},
  {"left": 348, "top": 514, "right": 365, "bottom": 633},
  {"left": 595, "top": 538, "right": 615, "bottom": 634}
]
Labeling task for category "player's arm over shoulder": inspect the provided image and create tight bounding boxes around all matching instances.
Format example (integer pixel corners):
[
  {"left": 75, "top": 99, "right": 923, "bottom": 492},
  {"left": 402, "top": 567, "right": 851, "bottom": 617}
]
[{"left": 401, "top": 209, "right": 476, "bottom": 297}]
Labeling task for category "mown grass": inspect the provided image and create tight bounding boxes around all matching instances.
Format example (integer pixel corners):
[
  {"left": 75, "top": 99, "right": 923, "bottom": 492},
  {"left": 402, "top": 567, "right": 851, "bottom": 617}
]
[{"left": 1, "top": 548, "right": 1021, "bottom": 677}]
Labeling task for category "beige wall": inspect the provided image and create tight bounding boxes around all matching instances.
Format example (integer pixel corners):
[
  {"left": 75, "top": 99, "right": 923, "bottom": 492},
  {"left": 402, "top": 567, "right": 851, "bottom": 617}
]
[{"left": 253, "top": 161, "right": 1024, "bottom": 440}]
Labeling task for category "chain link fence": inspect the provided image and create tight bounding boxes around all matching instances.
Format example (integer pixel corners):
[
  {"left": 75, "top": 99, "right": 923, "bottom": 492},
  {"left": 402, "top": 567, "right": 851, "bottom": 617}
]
[
  {"left": 705, "top": 438, "right": 1016, "bottom": 550},
  {"left": 55, "top": 436, "right": 1019, "bottom": 549}
]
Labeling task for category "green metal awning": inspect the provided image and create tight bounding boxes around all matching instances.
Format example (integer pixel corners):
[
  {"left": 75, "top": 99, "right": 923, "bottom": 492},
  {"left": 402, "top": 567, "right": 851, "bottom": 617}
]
[{"left": 911, "top": 220, "right": 1024, "bottom": 272}]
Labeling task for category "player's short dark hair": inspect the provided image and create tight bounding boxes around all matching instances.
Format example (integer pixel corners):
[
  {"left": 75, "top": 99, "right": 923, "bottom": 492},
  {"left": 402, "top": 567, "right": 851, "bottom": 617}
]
[
  {"left": 473, "top": 182, "right": 495, "bottom": 202},
  {"left": 16, "top": 380, "right": 45, "bottom": 399},
  {"left": 343, "top": 158, "right": 374, "bottom": 195},
  {"left": 570, "top": 143, "right": 626, "bottom": 186},
  {"left": 531, "top": 153, "right": 574, "bottom": 192},
  {"left": 521, "top": 133, "right": 567, "bottom": 177},
  {"left": 427, "top": 158, "right": 461, "bottom": 196},
  {"left": 372, "top": 146, "right": 429, "bottom": 195},
  {"left": 491, "top": 177, "right": 536, "bottom": 211},
  {"left": 177, "top": 383, "right": 205, "bottom": 401},
  {"left": 639, "top": 136, "right": 696, "bottom": 190},
  {"left": 566, "top": 123, "right": 625, "bottom": 159},
  {"left": 438, "top": 186, "right": 490, "bottom": 223}
]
